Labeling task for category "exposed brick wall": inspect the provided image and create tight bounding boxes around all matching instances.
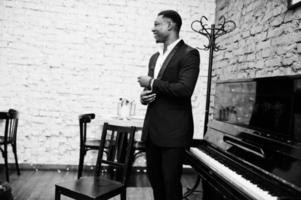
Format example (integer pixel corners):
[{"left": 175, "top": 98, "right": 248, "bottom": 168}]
[
  {"left": 0, "top": 0, "right": 215, "bottom": 165},
  {"left": 211, "top": 0, "right": 301, "bottom": 116}
]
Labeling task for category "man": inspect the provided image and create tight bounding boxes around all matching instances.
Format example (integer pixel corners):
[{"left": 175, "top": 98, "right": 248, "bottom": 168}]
[{"left": 137, "top": 10, "right": 200, "bottom": 200}]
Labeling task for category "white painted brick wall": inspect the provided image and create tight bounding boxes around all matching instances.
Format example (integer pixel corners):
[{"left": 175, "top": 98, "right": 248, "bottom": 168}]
[
  {"left": 210, "top": 0, "right": 301, "bottom": 120},
  {"left": 214, "top": 0, "right": 301, "bottom": 80},
  {"left": 0, "top": 0, "right": 215, "bottom": 165}
]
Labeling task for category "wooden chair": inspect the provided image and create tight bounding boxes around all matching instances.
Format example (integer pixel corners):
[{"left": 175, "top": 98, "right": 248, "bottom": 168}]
[
  {"left": 77, "top": 113, "right": 101, "bottom": 179},
  {"left": 0, "top": 109, "right": 20, "bottom": 182},
  {"left": 55, "top": 122, "right": 136, "bottom": 200}
]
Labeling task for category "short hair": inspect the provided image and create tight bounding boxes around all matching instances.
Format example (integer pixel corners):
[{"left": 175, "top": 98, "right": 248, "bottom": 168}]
[{"left": 158, "top": 10, "right": 182, "bottom": 32}]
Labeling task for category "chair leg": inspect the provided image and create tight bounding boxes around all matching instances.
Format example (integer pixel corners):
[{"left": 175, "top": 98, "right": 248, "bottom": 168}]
[
  {"left": 3, "top": 151, "right": 9, "bottom": 182},
  {"left": 78, "top": 149, "right": 85, "bottom": 179},
  {"left": 12, "top": 144, "right": 21, "bottom": 175},
  {"left": 121, "top": 188, "right": 126, "bottom": 200},
  {"left": 55, "top": 186, "right": 61, "bottom": 200}
]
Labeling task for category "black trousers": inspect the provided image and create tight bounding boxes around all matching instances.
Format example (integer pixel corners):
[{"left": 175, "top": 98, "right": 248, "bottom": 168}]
[{"left": 146, "top": 139, "right": 185, "bottom": 200}]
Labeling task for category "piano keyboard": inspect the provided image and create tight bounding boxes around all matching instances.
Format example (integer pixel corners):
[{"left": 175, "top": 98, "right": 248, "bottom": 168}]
[{"left": 190, "top": 147, "right": 278, "bottom": 200}]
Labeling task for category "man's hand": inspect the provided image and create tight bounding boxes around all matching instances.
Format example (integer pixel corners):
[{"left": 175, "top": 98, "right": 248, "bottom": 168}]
[
  {"left": 138, "top": 76, "right": 152, "bottom": 88},
  {"left": 140, "top": 90, "right": 156, "bottom": 105}
]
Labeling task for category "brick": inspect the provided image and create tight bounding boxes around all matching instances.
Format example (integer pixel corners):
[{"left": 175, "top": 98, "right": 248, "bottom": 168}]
[
  {"left": 295, "top": 32, "right": 301, "bottom": 43},
  {"left": 264, "top": 57, "right": 282, "bottom": 67},
  {"left": 243, "top": 42, "right": 255, "bottom": 54},
  {"left": 257, "top": 40, "right": 271, "bottom": 50},
  {"left": 262, "top": 48, "right": 272, "bottom": 58},
  {"left": 267, "top": 26, "right": 284, "bottom": 38},
  {"left": 246, "top": 53, "right": 256, "bottom": 61},
  {"left": 282, "top": 55, "right": 296, "bottom": 66},
  {"left": 276, "top": 44, "right": 295, "bottom": 55},
  {"left": 250, "top": 25, "right": 262, "bottom": 35},
  {"left": 254, "top": 59, "right": 265, "bottom": 69},
  {"left": 270, "top": 15, "right": 284, "bottom": 27},
  {"left": 272, "top": 6, "right": 284, "bottom": 17},
  {"left": 297, "top": 43, "right": 301, "bottom": 53},
  {"left": 241, "top": 30, "right": 250, "bottom": 39},
  {"left": 271, "top": 33, "right": 295, "bottom": 46},
  {"left": 254, "top": 31, "right": 268, "bottom": 42}
]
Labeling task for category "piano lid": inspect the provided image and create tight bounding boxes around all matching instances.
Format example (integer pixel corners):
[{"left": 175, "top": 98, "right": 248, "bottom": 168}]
[
  {"left": 213, "top": 75, "right": 301, "bottom": 144},
  {"left": 207, "top": 75, "right": 301, "bottom": 191}
]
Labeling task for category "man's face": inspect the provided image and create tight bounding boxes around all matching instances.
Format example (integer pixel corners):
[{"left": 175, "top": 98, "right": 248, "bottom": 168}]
[{"left": 152, "top": 15, "right": 170, "bottom": 43}]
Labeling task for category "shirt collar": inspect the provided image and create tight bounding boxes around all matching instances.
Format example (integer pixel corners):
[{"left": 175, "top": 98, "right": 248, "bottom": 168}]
[{"left": 158, "top": 38, "right": 182, "bottom": 55}]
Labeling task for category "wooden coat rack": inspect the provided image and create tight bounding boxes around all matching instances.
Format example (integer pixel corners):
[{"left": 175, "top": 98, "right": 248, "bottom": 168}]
[{"left": 191, "top": 16, "right": 236, "bottom": 135}]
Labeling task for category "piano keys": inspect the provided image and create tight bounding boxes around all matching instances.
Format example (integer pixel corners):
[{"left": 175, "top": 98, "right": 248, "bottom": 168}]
[{"left": 186, "top": 75, "right": 301, "bottom": 200}]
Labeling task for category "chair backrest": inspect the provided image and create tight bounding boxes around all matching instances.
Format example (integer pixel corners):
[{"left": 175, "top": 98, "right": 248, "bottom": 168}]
[
  {"left": 0, "top": 109, "right": 19, "bottom": 145},
  {"left": 95, "top": 122, "right": 136, "bottom": 186},
  {"left": 79, "top": 113, "right": 95, "bottom": 146}
]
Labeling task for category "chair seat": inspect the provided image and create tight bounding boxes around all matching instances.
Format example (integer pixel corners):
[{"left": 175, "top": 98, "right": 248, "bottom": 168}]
[
  {"left": 56, "top": 177, "right": 124, "bottom": 200},
  {"left": 57, "top": 122, "right": 136, "bottom": 200},
  {"left": 85, "top": 139, "right": 101, "bottom": 148}
]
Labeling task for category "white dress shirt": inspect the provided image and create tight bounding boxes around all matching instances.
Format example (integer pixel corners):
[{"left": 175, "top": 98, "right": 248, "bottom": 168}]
[
  {"left": 150, "top": 38, "right": 182, "bottom": 90},
  {"left": 153, "top": 38, "right": 182, "bottom": 78}
]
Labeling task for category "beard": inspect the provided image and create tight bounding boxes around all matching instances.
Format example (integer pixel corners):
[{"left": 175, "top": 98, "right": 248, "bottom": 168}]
[{"left": 154, "top": 34, "right": 167, "bottom": 43}]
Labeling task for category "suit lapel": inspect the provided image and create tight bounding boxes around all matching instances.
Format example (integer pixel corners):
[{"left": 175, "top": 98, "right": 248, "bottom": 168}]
[
  {"left": 157, "top": 40, "right": 183, "bottom": 80},
  {"left": 148, "top": 53, "right": 159, "bottom": 77}
]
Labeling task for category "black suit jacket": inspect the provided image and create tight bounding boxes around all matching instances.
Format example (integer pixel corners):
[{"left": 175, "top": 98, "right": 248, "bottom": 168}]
[{"left": 141, "top": 40, "right": 200, "bottom": 147}]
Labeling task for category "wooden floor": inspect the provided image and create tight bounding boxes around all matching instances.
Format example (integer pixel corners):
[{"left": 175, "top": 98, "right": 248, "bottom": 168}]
[{"left": 0, "top": 168, "right": 203, "bottom": 200}]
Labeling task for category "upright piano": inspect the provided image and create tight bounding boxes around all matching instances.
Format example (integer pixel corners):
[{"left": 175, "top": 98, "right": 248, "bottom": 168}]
[{"left": 186, "top": 75, "right": 301, "bottom": 200}]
